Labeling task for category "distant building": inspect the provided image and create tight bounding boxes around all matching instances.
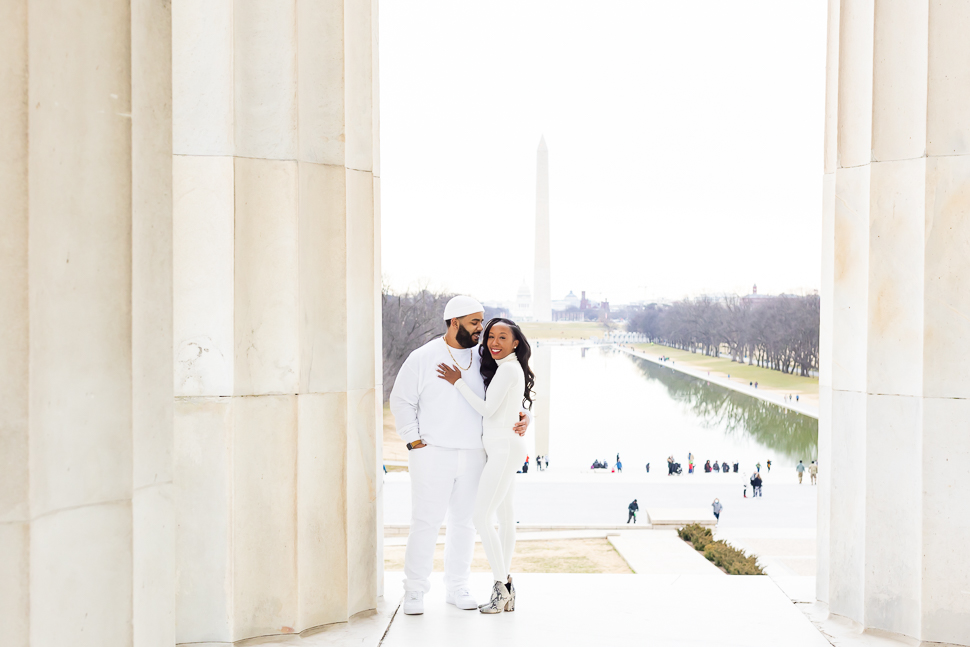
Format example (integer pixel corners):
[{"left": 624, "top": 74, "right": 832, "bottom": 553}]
[
  {"left": 598, "top": 300, "right": 611, "bottom": 322},
  {"left": 551, "top": 290, "right": 581, "bottom": 312},
  {"left": 513, "top": 280, "right": 533, "bottom": 320}
]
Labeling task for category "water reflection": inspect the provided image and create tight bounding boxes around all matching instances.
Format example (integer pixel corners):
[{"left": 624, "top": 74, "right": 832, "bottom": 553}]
[{"left": 626, "top": 352, "right": 818, "bottom": 461}]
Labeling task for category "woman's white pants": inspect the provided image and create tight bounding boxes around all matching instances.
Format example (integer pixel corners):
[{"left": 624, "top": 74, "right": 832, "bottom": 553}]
[{"left": 473, "top": 432, "right": 527, "bottom": 583}]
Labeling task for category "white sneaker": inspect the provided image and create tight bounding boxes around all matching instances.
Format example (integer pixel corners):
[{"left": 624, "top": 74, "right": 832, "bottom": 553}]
[
  {"left": 402, "top": 590, "right": 424, "bottom": 615},
  {"left": 446, "top": 587, "right": 478, "bottom": 610}
]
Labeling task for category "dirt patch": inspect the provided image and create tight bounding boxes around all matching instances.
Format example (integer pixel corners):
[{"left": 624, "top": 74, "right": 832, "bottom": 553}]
[{"left": 384, "top": 538, "right": 632, "bottom": 574}]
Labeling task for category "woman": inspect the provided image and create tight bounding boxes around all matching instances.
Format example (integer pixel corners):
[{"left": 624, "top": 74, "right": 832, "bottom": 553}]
[{"left": 437, "top": 318, "right": 535, "bottom": 614}]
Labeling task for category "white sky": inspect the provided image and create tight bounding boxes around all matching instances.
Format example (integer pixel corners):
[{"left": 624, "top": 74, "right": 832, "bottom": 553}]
[{"left": 379, "top": 1, "right": 828, "bottom": 305}]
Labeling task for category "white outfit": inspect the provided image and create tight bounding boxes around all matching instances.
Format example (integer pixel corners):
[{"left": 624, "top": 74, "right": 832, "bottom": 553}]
[
  {"left": 455, "top": 353, "right": 528, "bottom": 583},
  {"left": 389, "top": 338, "right": 531, "bottom": 594}
]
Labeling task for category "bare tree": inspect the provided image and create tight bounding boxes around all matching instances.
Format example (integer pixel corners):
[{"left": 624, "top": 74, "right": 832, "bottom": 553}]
[
  {"left": 627, "top": 294, "right": 820, "bottom": 377},
  {"left": 382, "top": 285, "right": 455, "bottom": 401}
]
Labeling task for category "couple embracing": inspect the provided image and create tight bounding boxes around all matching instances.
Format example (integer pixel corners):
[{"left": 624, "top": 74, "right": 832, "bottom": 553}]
[{"left": 390, "top": 296, "right": 536, "bottom": 615}]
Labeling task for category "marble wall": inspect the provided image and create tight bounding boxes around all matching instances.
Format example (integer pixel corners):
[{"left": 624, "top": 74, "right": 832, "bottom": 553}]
[
  {"left": 0, "top": 0, "right": 382, "bottom": 645},
  {"left": 818, "top": 1, "right": 970, "bottom": 644}
]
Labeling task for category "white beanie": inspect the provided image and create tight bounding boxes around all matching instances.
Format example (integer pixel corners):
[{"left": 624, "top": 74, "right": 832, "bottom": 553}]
[{"left": 443, "top": 295, "right": 484, "bottom": 321}]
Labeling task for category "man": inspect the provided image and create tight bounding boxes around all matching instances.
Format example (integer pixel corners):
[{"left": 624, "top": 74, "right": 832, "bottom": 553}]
[
  {"left": 712, "top": 498, "right": 722, "bottom": 524},
  {"left": 796, "top": 460, "right": 806, "bottom": 484},
  {"left": 390, "top": 296, "right": 530, "bottom": 615},
  {"left": 627, "top": 499, "right": 639, "bottom": 524},
  {"left": 809, "top": 460, "right": 818, "bottom": 485}
]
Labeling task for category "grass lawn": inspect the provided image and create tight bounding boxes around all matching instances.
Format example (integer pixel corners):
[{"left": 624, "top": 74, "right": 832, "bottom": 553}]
[
  {"left": 384, "top": 538, "right": 632, "bottom": 574},
  {"left": 630, "top": 342, "right": 818, "bottom": 394},
  {"left": 518, "top": 321, "right": 608, "bottom": 340}
]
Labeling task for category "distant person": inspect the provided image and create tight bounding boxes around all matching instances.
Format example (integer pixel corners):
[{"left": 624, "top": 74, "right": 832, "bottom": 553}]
[
  {"left": 617, "top": 453, "right": 621, "bottom": 464},
  {"left": 809, "top": 461, "right": 818, "bottom": 485},
  {"left": 743, "top": 483, "right": 748, "bottom": 498},
  {"left": 667, "top": 455, "right": 675, "bottom": 476},
  {"left": 712, "top": 498, "right": 722, "bottom": 524},
  {"left": 796, "top": 460, "right": 805, "bottom": 484},
  {"left": 688, "top": 459, "right": 694, "bottom": 474},
  {"left": 645, "top": 462, "right": 650, "bottom": 473},
  {"left": 627, "top": 499, "right": 639, "bottom": 524},
  {"left": 751, "top": 472, "right": 763, "bottom": 497},
  {"left": 756, "top": 462, "right": 761, "bottom": 473},
  {"left": 704, "top": 460, "right": 712, "bottom": 473},
  {"left": 521, "top": 460, "right": 529, "bottom": 474},
  {"left": 713, "top": 460, "right": 720, "bottom": 472},
  {"left": 544, "top": 455, "right": 549, "bottom": 470},
  {"left": 535, "top": 455, "right": 542, "bottom": 471},
  {"left": 733, "top": 462, "right": 739, "bottom": 473},
  {"left": 767, "top": 460, "right": 772, "bottom": 472},
  {"left": 796, "top": 395, "right": 800, "bottom": 402},
  {"left": 754, "top": 382, "right": 759, "bottom": 388},
  {"left": 721, "top": 462, "right": 729, "bottom": 473},
  {"left": 616, "top": 460, "right": 623, "bottom": 473}
]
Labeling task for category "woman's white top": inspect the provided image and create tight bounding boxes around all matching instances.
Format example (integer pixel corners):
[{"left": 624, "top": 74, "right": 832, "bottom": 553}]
[{"left": 455, "top": 353, "right": 526, "bottom": 436}]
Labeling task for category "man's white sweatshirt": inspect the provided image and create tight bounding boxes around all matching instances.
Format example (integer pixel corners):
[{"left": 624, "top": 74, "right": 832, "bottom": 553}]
[{"left": 390, "top": 337, "right": 529, "bottom": 449}]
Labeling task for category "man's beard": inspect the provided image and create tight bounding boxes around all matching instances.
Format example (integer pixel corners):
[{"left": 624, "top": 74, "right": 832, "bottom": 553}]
[{"left": 455, "top": 325, "right": 478, "bottom": 349}]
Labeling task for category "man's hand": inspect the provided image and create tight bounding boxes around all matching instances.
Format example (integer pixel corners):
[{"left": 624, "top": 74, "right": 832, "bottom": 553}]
[
  {"left": 408, "top": 440, "right": 427, "bottom": 450},
  {"left": 513, "top": 412, "right": 529, "bottom": 436}
]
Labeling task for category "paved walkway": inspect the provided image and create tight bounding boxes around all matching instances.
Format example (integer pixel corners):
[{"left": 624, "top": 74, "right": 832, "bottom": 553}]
[
  {"left": 608, "top": 529, "right": 723, "bottom": 575},
  {"left": 380, "top": 571, "right": 831, "bottom": 647}
]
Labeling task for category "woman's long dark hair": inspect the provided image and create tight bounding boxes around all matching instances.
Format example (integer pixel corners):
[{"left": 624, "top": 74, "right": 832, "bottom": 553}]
[{"left": 479, "top": 318, "right": 536, "bottom": 410}]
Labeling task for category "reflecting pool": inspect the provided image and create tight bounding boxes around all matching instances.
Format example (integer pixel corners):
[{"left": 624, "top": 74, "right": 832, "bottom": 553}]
[{"left": 529, "top": 345, "right": 817, "bottom": 475}]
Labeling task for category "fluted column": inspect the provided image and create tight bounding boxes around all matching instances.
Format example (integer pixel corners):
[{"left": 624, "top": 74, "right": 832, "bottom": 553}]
[
  {"left": 172, "top": 0, "right": 381, "bottom": 642},
  {"left": 863, "top": 0, "right": 927, "bottom": 637},
  {"left": 815, "top": 0, "right": 840, "bottom": 607},
  {"left": 828, "top": 0, "right": 873, "bottom": 624},
  {"left": 922, "top": 2, "right": 970, "bottom": 642},
  {"left": 0, "top": 2, "right": 29, "bottom": 646},
  {"left": 821, "top": 0, "right": 970, "bottom": 643}
]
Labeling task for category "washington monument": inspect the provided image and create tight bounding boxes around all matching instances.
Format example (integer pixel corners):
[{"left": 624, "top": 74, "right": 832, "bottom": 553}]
[{"left": 533, "top": 136, "right": 552, "bottom": 321}]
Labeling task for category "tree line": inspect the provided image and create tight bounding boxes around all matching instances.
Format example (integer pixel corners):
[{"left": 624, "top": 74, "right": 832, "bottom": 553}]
[{"left": 627, "top": 295, "right": 820, "bottom": 377}]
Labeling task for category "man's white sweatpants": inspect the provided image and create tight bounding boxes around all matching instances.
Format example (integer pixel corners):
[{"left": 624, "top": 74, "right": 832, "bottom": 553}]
[{"left": 404, "top": 445, "right": 486, "bottom": 594}]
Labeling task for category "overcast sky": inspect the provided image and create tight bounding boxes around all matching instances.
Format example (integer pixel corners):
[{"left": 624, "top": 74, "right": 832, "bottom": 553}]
[{"left": 379, "top": 1, "right": 828, "bottom": 305}]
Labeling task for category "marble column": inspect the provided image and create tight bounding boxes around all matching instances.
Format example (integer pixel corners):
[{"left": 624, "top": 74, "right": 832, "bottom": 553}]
[
  {"left": 814, "top": 0, "right": 839, "bottom": 607},
  {"left": 0, "top": 2, "right": 29, "bottom": 646},
  {"left": 819, "top": 1, "right": 970, "bottom": 643},
  {"left": 0, "top": 0, "right": 381, "bottom": 644},
  {"left": 172, "top": 0, "right": 381, "bottom": 642}
]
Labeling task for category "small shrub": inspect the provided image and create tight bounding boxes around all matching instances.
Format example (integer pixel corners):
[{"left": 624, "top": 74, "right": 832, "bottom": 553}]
[
  {"left": 677, "top": 523, "right": 713, "bottom": 551},
  {"left": 679, "top": 523, "right": 764, "bottom": 575}
]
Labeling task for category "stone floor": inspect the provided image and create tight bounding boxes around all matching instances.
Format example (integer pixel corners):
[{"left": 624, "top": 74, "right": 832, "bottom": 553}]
[{"left": 380, "top": 571, "right": 831, "bottom": 647}]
